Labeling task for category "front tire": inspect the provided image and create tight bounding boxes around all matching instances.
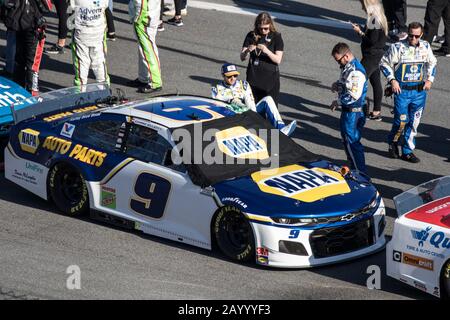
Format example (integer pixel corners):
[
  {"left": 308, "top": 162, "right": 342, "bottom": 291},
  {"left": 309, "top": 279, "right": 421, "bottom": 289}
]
[
  {"left": 213, "top": 206, "right": 255, "bottom": 262},
  {"left": 48, "top": 163, "right": 89, "bottom": 216},
  {"left": 442, "top": 260, "right": 450, "bottom": 299}
]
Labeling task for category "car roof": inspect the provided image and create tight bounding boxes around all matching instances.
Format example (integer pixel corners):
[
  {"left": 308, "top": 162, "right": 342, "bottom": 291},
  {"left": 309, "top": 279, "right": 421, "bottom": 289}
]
[{"left": 104, "top": 96, "right": 233, "bottom": 128}]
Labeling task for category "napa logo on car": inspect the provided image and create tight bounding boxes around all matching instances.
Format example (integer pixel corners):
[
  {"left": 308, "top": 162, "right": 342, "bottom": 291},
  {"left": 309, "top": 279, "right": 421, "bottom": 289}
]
[
  {"left": 18, "top": 129, "right": 40, "bottom": 154},
  {"left": 215, "top": 126, "right": 269, "bottom": 160},
  {"left": 60, "top": 122, "right": 75, "bottom": 138},
  {"left": 251, "top": 164, "right": 350, "bottom": 202}
]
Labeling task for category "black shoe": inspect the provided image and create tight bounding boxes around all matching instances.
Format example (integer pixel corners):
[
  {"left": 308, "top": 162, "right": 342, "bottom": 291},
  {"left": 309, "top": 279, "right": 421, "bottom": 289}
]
[
  {"left": 137, "top": 84, "right": 162, "bottom": 94},
  {"left": 433, "top": 47, "right": 450, "bottom": 57},
  {"left": 388, "top": 143, "right": 400, "bottom": 159},
  {"left": 401, "top": 153, "right": 420, "bottom": 163},
  {"left": 167, "top": 17, "right": 184, "bottom": 27},
  {"left": 44, "top": 44, "right": 65, "bottom": 54},
  {"left": 127, "top": 78, "right": 147, "bottom": 87}
]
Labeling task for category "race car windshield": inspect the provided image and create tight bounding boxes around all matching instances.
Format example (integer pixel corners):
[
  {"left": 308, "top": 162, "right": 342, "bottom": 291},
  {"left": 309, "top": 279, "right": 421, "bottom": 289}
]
[
  {"left": 394, "top": 176, "right": 450, "bottom": 216},
  {"left": 170, "top": 111, "right": 319, "bottom": 187}
]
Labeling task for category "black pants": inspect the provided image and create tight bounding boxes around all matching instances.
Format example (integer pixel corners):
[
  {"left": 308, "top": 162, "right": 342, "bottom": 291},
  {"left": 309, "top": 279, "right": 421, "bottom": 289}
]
[
  {"left": 423, "top": 0, "right": 450, "bottom": 51},
  {"left": 251, "top": 76, "right": 280, "bottom": 106},
  {"left": 54, "top": 0, "right": 69, "bottom": 39},
  {"left": 361, "top": 55, "right": 383, "bottom": 113},
  {"left": 383, "top": 0, "right": 407, "bottom": 32},
  {"left": 14, "top": 29, "right": 45, "bottom": 93},
  {"left": 105, "top": 8, "right": 115, "bottom": 34},
  {"left": 174, "top": 0, "right": 183, "bottom": 15}
]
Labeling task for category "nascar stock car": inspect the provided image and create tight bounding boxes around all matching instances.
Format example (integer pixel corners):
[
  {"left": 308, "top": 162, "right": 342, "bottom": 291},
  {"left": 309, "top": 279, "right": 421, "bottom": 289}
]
[
  {"left": 4, "top": 84, "right": 386, "bottom": 268},
  {"left": 387, "top": 176, "right": 450, "bottom": 298}
]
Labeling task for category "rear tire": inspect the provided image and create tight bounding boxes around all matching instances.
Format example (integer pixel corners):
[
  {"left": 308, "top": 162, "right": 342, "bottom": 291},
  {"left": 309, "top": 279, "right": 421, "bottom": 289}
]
[
  {"left": 48, "top": 163, "right": 89, "bottom": 216},
  {"left": 213, "top": 206, "right": 255, "bottom": 262}
]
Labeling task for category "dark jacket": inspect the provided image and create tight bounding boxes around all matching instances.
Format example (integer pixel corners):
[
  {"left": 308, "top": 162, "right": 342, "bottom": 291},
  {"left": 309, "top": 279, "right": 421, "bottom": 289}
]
[{"left": 2, "top": 0, "right": 45, "bottom": 31}]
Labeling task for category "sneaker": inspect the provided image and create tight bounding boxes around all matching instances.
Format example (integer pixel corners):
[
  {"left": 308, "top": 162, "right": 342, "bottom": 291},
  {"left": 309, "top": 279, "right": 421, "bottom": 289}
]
[
  {"left": 137, "top": 84, "right": 162, "bottom": 94},
  {"left": 433, "top": 35, "right": 445, "bottom": 44},
  {"left": 127, "top": 78, "right": 147, "bottom": 87},
  {"left": 368, "top": 113, "right": 382, "bottom": 121},
  {"left": 167, "top": 17, "right": 183, "bottom": 27},
  {"left": 388, "top": 142, "right": 400, "bottom": 159},
  {"left": 280, "top": 120, "right": 297, "bottom": 136},
  {"left": 158, "top": 22, "right": 165, "bottom": 32},
  {"left": 433, "top": 47, "right": 450, "bottom": 57},
  {"left": 107, "top": 33, "right": 117, "bottom": 41},
  {"left": 44, "top": 44, "right": 65, "bottom": 54},
  {"left": 401, "top": 153, "right": 420, "bottom": 163}
]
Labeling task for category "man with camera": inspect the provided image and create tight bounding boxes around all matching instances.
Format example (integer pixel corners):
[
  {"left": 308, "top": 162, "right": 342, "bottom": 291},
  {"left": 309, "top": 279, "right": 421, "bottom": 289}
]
[
  {"left": 380, "top": 22, "right": 437, "bottom": 163},
  {"left": 1, "top": 0, "right": 50, "bottom": 96}
]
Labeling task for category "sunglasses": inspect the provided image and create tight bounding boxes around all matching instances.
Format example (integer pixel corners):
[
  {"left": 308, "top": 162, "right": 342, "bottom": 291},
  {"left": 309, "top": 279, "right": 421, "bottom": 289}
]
[
  {"left": 225, "top": 75, "right": 238, "bottom": 79},
  {"left": 335, "top": 50, "right": 349, "bottom": 63},
  {"left": 408, "top": 34, "right": 421, "bottom": 39}
]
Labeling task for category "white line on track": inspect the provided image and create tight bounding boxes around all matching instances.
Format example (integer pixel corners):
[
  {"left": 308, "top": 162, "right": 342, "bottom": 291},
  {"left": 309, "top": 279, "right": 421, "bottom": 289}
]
[{"left": 189, "top": 0, "right": 353, "bottom": 30}]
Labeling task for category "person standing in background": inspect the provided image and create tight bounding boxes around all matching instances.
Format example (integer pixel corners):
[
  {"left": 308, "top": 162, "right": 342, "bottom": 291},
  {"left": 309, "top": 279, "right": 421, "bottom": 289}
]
[
  {"left": 380, "top": 22, "right": 437, "bottom": 163},
  {"left": 382, "top": 0, "right": 408, "bottom": 40},
  {"left": 69, "top": 0, "right": 109, "bottom": 87},
  {"left": 45, "top": 0, "right": 69, "bottom": 54},
  {"left": 352, "top": 0, "right": 388, "bottom": 121},
  {"left": 128, "top": 0, "right": 163, "bottom": 93},
  {"left": 105, "top": 0, "right": 116, "bottom": 41},
  {"left": 423, "top": 0, "right": 450, "bottom": 57},
  {"left": 330, "top": 43, "right": 368, "bottom": 174},
  {"left": 240, "top": 12, "right": 284, "bottom": 105},
  {"left": 167, "top": 0, "right": 185, "bottom": 26}
]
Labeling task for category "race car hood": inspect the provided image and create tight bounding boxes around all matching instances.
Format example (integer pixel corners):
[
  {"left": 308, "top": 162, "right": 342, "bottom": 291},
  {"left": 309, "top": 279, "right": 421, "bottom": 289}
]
[
  {"left": 0, "top": 76, "right": 36, "bottom": 134},
  {"left": 213, "top": 161, "right": 378, "bottom": 217}
]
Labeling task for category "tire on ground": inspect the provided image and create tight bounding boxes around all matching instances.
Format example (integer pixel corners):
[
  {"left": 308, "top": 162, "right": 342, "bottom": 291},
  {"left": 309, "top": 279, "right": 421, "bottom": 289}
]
[
  {"left": 213, "top": 205, "right": 255, "bottom": 262},
  {"left": 48, "top": 162, "right": 89, "bottom": 216},
  {"left": 442, "top": 259, "right": 450, "bottom": 299}
]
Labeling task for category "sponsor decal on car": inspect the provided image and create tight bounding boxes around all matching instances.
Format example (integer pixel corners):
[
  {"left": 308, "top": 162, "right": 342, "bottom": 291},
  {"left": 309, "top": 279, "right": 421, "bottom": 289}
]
[
  {"left": 256, "top": 247, "right": 269, "bottom": 265},
  {"left": 42, "top": 136, "right": 107, "bottom": 167},
  {"left": 414, "top": 280, "right": 427, "bottom": 292},
  {"left": 221, "top": 197, "right": 248, "bottom": 209},
  {"left": 411, "top": 226, "right": 450, "bottom": 249},
  {"left": 406, "top": 244, "right": 445, "bottom": 259},
  {"left": 18, "top": 129, "right": 40, "bottom": 154},
  {"left": 101, "top": 186, "right": 116, "bottom": 209},
  {"left": 426, "top": 201, "right": 450, "bottom": 214},
  {"left": 215, "top": 126, "right": 269, "bottom": 160},
  {"left": 11, "top": 169, "right": 38, "bottom": 185},
  {"left": 43, "top": 105, "right": 98, "bottom": 122},
  {"left": 393, "top": 250, "right": 434, "bottom": 270},
  {"left": 25, "top": 162, "right": 44, "bottom": 175},
  {"left": 60, "top": 123, "right": 76, "bottom": 138},
  {"left": 251, "top": 164, "right": 350, "bottom": 202}
]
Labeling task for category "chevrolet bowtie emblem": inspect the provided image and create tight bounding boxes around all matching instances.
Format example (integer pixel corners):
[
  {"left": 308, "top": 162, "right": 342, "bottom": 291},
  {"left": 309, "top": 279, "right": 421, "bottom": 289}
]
[{"left": 341, "top": 214, "right": 356, "bottom": 221}]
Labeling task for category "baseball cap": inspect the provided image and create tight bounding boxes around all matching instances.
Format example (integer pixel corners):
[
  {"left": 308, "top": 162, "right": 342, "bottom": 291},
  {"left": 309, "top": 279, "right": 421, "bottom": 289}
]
[{"left": 221, "top": 63, "right": 240, "bottom": 76}]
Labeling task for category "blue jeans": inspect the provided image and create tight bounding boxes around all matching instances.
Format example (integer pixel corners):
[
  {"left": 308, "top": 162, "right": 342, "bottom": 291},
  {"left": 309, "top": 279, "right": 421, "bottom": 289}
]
[
  {"left": 340, "top": 110, "right": 366, "bottom": 173},
  {"left": 388, "top": 89, "right": 427, "bottom": 155}
]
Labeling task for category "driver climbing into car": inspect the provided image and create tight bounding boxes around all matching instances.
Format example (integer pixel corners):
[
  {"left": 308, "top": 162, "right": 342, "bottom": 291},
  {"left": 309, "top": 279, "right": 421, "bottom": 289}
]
[{"left": 211, "top": 63, "right": 297, "bottom": 136}]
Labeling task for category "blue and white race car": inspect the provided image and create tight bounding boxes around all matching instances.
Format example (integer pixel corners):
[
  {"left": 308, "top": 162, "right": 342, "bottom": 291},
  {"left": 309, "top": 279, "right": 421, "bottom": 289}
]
[{"left": 5, "top": 85, "right": 386, "bottom": 268}]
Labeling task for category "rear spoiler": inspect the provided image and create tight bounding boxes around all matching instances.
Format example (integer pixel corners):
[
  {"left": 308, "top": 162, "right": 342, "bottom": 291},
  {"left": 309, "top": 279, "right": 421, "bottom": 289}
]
[{"left": 11, "top": 83, "right": 111, "bottom": 124}]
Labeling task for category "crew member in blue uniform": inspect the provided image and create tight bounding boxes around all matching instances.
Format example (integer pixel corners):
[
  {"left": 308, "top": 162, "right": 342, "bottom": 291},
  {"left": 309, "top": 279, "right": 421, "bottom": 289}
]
[
  {"left": 330, "top": 42, "right": 368, "bottom": 174},
  {"left": 380, "top": 22, "right": 437, "bottom": 163}
]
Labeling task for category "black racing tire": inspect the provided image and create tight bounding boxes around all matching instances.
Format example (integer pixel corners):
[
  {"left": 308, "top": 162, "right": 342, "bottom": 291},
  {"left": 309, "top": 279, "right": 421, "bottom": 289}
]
[
  {"left": 442, "top": 260, "right": 450, "bottom": 299},
  {"left": 48, "top": 163, "right": 89, "bottom": 216},
  {"left": 212, "top": 206, "right": 255, "bottom": 262}
]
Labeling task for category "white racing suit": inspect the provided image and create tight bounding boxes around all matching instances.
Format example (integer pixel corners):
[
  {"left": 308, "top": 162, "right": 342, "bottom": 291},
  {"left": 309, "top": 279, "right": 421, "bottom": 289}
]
[
  {"left": 69, "top": 0, "right": 110, "bottom": 87},
  {"left": 380, "top": 39, "right": 437, "bottom": 156},
  {"left": 211, "top": 80, "right": 290, "bottom": 131},
  {"left": 128, "top": 0, "right": 162, "bottom": 88}
]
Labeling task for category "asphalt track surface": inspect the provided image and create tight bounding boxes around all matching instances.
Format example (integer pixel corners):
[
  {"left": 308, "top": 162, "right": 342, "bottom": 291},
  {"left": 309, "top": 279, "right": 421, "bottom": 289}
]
[{"left": 0, "top": 0, "right": 449, "bottom": 300}]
